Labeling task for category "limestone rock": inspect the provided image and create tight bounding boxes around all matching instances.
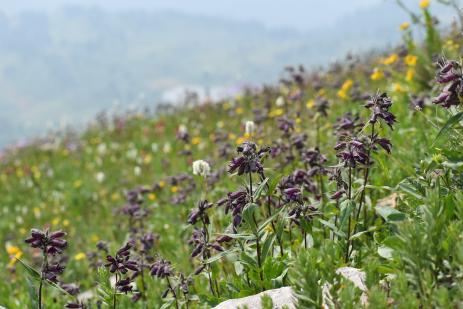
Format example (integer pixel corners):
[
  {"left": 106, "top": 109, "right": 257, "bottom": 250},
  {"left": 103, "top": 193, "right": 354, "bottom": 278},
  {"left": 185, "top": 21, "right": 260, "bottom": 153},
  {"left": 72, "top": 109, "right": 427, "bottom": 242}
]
[{"left": 213, "top": 286, "right": 296, "bottom": 309}]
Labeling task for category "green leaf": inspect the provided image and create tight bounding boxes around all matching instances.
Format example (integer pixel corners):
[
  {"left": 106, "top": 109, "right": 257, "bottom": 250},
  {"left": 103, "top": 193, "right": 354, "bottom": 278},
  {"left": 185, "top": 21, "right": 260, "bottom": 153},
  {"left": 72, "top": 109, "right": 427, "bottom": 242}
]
[
  {"left": 378, "top": 246, "right": 393, "bottom": 260},
  {"left": 242, "top": 203, "right": 259, "bottom": 233},
  {"left": 205, "top": 248, "right": 238, "bottom": 264},
  {"left": 240, "top": 251, "right": 258, "bottom": 268},
  {"left": 253, "top": 177, "right": 269, "bottom": 201},
  {"left": 260, "top": 233, "right": 276, "bottom": 263},
  {"left": 16, "top": 258, "right": 71, "bottom": 296},
  {"left": 319, "top": 219, "right": 346, "bottom": 238},
  {"left": 258, "top": 206, "right": 285, "bottom": 234},
  {"left": 375, "top": 206, "right": 406, "bottom": 222},
  {"left": 433, "top": 111, "right": 463, "bottom": 144},
  {"left": 339, "top": 200, "right": 355, "bottom": 229},
  {"left": 160, "top": 299, "right": 174, "bottom": 309},
  {"left": 271, "top": 267, "right": 289, "bottom": 288},
  {"left": 16, "top": 258, "right": 41, "bottom": 281},
  {"left": 266, "top": 173, "right": 283, "bottom": 197}
]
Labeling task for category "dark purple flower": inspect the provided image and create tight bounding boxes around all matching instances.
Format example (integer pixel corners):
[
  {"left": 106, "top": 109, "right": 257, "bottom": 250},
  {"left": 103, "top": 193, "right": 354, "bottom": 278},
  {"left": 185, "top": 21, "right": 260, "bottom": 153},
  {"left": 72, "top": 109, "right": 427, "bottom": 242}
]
[
  {"left": 150, "top": 259, "right": 173, "bottom": 278},
  {"left": 432, "top": 58, "right": 463, "bottom": 108},
  {"left": 364, "top": 92, "right": 396, "bottom": 129}
]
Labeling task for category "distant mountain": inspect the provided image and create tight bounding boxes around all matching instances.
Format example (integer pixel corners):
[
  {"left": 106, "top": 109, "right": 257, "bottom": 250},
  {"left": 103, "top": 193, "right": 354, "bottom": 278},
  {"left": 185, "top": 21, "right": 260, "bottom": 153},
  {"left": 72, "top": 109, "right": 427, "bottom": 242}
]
[{"left": 0, "top": 2, "right": 455, "bottom": 147}]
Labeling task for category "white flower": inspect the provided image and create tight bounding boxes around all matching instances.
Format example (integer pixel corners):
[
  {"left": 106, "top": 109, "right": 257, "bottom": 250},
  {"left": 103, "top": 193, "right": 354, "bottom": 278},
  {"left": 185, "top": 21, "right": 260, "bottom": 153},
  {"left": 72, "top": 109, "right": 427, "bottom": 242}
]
[
  {"left": 178, "top": 124, "right": 188, "bottom": 135},
  {"left": 275, "top": 96, "right": 285, "bottom": 107},
  {"left": 245, "top": 120, "right": 256, "bottom": 136},
  {"left": 163, "top": 143, "right": 171, "bottom": 154},
  {"left": 95, "top": 172, "right": 105, "bottom": 183},
  {"left": 134, "top": 166, "right": 141, "bottom": 176},
  {"left": 97, "top": 143, "right": 107, "bottom": 155},
  {"left": 192, "top": 160, "right": 211, "bottom": 177}
]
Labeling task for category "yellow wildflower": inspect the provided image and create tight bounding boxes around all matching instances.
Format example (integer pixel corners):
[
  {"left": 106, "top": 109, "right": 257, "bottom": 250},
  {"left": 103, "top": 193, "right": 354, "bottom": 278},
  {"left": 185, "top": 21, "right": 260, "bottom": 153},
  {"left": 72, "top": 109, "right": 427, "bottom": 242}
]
[
  {"left": 52, "top": 218, "right": 60, "bottom": 226},
  {"left": 148, "top": 193, "right": 157, "bottom": 201},
  {"left": 306, "top": 99, "right": 315, "bottom": 109},
  {"left": 235, "top": 107, "right": 244, "bottom": 115},
  {"left": 171, "top": 186, "right": 178, "bottom": 193},
  {"left": 236, "top": 136, "right": 247, "bottom": 145},
  {"left": 371, "top": 68, "right": 384, "bottom": 81},
  {"left": 399, "top": 22, "right": 410, "bottom": 31},
  {"left": 91, "top": 234, "right": 99, "bottom": 242},
  {"left": 6, "top": 244, "right": 23, "bottom": 267},
  {"left": 228, "top": 133, "right": 237, "bottom": 140},
  {"left": 404, "top": 55, "right": 417, "bottom": 66},
  {"left": 268, "top": 108, "right": 284, "bottom": 117},
  {"left": 143, "top": 154, "right": 152, "bottom": 164},
  {"left": 159, "top": 180, "right": 166, "bottom": 188},
  {"left": 74, "top": 252, "right": 86, "bottom": 261},
  {"left": 420, "top": 0, "right": 430, "bottom": 9},
  {"left": 63, "top": 219, "right": 70, "bottom": 227},
  {"left": 406, "top": 68, "right": 414, "bottom": 81},
  {"left": 392, "top": 83, "right": 405, "bottom": 93},
  {"left": 33, "top": 207, "right": 41, "bottom": 218},
  {"left": 73, "top": 179, "right": 82, "bottom": 188},
  {"left": 382, "top": 53, "right": 398, "bottom": 65},
  {"left": 337, "top": 79, "right": 354, "bottom": 99},
  {"left": 191, "top": 137, "right": 201, "bottom": 145}
]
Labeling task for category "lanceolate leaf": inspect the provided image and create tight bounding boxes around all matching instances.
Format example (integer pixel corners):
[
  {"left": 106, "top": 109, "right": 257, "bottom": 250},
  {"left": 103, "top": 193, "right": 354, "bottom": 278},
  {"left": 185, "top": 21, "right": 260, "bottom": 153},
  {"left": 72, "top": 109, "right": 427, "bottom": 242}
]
[{"left": 433, "top": 111, "right": 463, "bottom": 144}]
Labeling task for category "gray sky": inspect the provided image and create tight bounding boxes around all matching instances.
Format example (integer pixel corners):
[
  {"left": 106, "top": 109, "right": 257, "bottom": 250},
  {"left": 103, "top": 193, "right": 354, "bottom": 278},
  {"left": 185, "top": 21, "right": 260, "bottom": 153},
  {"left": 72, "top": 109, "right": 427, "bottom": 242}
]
[{"left": 2, "top": 0, "right": 383, "bottom": 31}]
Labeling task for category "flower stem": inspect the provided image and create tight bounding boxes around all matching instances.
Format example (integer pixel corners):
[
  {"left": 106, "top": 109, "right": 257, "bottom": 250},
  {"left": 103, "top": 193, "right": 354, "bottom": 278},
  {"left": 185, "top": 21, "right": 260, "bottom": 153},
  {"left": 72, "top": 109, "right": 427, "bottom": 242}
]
[{"left": 345, "top": 165, "right": 352, "bottom": 263}]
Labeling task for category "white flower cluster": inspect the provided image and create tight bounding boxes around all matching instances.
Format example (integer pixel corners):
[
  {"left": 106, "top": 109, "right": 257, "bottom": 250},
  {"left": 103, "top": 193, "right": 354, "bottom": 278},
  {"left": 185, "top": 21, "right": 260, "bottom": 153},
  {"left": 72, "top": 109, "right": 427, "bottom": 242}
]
[
  {"left": 192, "top": 160, "right": 211, "bottom": 177},
  {"left": 245, "top": 120, "right": 256, "bottom": 136}
]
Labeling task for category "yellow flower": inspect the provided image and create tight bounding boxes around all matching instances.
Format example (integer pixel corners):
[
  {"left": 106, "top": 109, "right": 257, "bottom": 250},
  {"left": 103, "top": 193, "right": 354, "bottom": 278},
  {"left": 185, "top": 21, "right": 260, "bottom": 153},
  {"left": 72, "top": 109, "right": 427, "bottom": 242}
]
[
  {"left": 159, "top": 180, "right": 166, "bottom": 188},
  {"left": 74, "top": 252, "right": 86, "bottom": 261},
  {"left": 143, "top": 154, "right": 152, "bottom": 164},
  {"left": 399, "top": 22, "right": 410, "bottom": 31},
  {"left": 63, "top": 219, "right": 70, "bottom": 227},
  {"left": 337, "top": 79, "right": 354, "bottom": 99},
  {"left": 236, "top": 136, "right": 247, "bottom": 145},
  {"left": 264, "top": 224, "right": 274, "bottom": 234},
  {"left": 392, "top": 83, "right": 405, "bottom": 93},
  {"left": 295, "top": 118, "right": 302, "bottom": 124},
  {"left": 191, "top": 137, "right": 201, "bottom": 145},
  {"left": 52, "top": 218, "right": 60, "bottom": 226},
  {"left": 268, "top": 108, "right": 284, "bottom": 117},
  {"left": 33, "top": 207, "right": 41, "bottom": 218},
  {"left": 91, "top": 234, "right": 99, "bottom": 242},
  {"left": 6, "top": 244, "right": 23, "bottom": 267},
  {"left": 171, "top": 186, "right": 178, "bottom": 193},
  {"left": 73, "top": 179, "right": 82, "bottom": 188},
  {"left": 404, "top": 55, "right": 417, "bottom": 66},
  {"left": 306, "top": 99, "right": 315, "bottom": 109},
  {"left": 382, "top": 53, "right": 398, "bottom": 65},
  {"left": 406, "top": 68, "right": 415, "bottom": 81},
  {"left": 148, "top": 193, "right": 157, "bottom": 201},
  {"left": 235, "top": 107, "right": 244, "bottom": 115},
  {"left": 420, "top": 0, "right": 430, "bottom": 8},
  {"left": 317, "top": 89, "right": 326, "bottom": 97},
  {"left": 111, "top": 192, "right": 121, "bottom": 201},
  {"left": 371, "top": 68, "right": 384, "bottom": 81},
  {"left": 228, "top": 133, "right": 237, "bottom": 140}
]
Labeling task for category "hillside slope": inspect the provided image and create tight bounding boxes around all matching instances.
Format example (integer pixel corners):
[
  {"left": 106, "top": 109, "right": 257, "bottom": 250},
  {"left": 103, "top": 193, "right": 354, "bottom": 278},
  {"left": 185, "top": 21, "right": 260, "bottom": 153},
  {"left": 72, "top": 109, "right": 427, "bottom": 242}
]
[{"left": 2, "top": 3, "right": 463, "bottom": 308}]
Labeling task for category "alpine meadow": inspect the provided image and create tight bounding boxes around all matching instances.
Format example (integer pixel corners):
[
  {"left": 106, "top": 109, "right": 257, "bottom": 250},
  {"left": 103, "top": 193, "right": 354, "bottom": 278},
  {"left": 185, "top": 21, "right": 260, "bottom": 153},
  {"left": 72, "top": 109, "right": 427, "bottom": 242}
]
[{"left": 3, "top": 1, "right": 463, "bottom": 308}]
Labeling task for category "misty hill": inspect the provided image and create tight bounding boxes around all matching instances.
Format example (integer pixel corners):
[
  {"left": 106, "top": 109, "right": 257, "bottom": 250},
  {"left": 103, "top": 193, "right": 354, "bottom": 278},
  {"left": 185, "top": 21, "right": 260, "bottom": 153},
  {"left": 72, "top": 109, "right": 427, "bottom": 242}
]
[{"left": 0, "top": 2, "right": 454, "bottom": 147}]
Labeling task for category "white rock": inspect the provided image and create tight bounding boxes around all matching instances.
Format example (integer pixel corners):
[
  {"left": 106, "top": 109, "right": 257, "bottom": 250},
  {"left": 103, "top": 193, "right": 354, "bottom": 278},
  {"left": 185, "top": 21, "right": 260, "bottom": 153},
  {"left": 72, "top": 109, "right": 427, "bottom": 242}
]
[
  {"left": 335, "top": 267, "right": 366, "bottom": 291},
  {"left": 213, "top": 286, "right": 296, "bottom": 309}
]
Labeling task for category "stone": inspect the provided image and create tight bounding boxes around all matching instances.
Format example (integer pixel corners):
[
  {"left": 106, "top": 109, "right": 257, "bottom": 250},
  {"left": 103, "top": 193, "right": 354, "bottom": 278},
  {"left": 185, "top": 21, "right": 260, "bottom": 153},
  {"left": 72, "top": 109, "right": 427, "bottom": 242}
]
[{"left": 213, "top": 286, "right": 296, "bottom": 309}]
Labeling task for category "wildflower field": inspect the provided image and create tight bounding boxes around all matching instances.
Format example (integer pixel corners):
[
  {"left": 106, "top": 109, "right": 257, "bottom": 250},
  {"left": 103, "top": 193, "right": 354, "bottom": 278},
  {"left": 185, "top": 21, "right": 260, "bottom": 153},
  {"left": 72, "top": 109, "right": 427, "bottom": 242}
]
[{"left": 2, "top": 1, "right": 463, "bottom": 308}]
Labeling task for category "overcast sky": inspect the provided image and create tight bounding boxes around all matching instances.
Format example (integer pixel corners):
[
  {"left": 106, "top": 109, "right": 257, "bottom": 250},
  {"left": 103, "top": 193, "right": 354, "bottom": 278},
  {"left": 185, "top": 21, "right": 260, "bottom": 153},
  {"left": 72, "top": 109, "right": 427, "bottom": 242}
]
[{"left": 2, "top": 0, "right": 383, "bottom": 31}]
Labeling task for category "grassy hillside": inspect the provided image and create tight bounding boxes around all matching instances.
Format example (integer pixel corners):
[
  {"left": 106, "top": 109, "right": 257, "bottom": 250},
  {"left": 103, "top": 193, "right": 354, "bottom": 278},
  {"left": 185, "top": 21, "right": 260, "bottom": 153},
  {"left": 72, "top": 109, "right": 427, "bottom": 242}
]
[{"left": 2, "top": 2, "right": 463, "bottom": 308}]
